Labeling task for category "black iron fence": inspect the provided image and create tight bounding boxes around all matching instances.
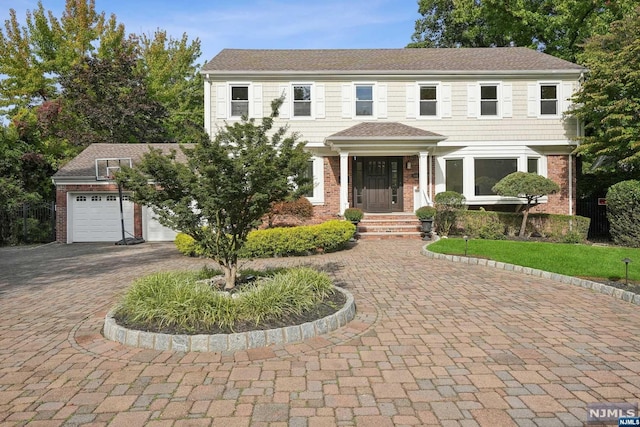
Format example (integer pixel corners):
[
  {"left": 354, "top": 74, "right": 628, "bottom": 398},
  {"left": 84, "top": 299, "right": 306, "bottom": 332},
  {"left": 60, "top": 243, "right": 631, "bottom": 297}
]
[
  {"left": 0, "top": 201, "right": 56, "bottom": 246},
  {"left": 576, "top": 198, "right": 610, "bottom": 240}
]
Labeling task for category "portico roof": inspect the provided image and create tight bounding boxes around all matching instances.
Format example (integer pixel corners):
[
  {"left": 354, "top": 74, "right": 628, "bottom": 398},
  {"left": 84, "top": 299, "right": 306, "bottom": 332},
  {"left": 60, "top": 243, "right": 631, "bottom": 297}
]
[{"left": 324, "top": 122, "right": 446, "bottom": 155}]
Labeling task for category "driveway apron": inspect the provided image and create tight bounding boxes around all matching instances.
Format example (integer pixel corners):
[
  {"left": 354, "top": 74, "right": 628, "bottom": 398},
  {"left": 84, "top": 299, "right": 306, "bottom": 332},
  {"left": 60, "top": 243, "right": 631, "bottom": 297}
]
[{"left": 1, "top": 241, "right": 639, "bottom": 426}]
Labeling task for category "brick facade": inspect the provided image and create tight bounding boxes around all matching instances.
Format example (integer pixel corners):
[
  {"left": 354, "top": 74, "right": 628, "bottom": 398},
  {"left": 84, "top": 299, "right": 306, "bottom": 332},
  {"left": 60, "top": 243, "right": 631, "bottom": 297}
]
[
  {"left": 312, "top": 154, "right": 572, "bottom": 219},
  {"left": 531, "top": 154, "right": 576, "bottom": 215}
]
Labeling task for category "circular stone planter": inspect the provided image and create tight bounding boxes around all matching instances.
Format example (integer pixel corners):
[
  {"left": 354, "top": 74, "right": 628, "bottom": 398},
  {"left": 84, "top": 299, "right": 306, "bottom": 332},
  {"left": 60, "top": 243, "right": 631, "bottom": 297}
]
[{"left": 103, "top": 286, "right": 356, "bottom": 352}]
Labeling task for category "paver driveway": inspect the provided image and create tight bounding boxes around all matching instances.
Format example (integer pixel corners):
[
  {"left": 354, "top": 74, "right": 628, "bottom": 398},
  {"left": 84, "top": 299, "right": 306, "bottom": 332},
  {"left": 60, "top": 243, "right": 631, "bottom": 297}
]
[{"left": 1, "top": 240, "right": 639, "bottom": 426}]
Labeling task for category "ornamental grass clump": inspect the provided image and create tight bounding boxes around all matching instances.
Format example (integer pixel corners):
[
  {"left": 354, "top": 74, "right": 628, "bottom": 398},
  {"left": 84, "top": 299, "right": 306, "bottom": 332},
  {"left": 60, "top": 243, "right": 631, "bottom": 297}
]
[{"left": 113, "top": 267, "right": 336, "bottom": 334}]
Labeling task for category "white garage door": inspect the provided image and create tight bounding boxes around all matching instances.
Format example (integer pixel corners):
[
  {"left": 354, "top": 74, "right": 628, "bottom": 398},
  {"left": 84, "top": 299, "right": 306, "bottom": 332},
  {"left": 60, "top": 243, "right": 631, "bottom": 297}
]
[
  {"left": 143, "top": 206, "right": 178, "bottom": 242},
  {"left": 71, "top": 193, "right": 134, "bottom": 242}
]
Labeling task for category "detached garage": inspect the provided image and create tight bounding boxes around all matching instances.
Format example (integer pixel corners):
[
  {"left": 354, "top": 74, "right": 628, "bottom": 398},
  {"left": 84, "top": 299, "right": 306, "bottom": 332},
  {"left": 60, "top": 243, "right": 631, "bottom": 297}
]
[{"left": 53, "top": 143, "right": 188, "bottom": 244}]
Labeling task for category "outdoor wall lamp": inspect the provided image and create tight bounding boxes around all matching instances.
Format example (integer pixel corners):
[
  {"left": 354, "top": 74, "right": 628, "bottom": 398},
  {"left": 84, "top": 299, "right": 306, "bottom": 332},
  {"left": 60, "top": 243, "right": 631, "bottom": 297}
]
[{"left": 406, "top": 161, "right": 412, "bottom": 170}]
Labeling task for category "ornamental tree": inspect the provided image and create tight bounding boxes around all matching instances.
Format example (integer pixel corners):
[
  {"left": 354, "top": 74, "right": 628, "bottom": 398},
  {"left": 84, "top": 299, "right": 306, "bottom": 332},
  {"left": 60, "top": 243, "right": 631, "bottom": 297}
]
[
  {"left": 492, "top": 172, "right": 560, "bottom": 237},
  {"left": 116, "top": 97, "right": 312, "bottom": 289}
]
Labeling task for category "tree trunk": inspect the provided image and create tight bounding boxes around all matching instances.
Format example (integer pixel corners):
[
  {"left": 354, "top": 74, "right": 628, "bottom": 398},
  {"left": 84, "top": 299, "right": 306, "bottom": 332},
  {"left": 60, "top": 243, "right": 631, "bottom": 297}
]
[
  {"left": 519, "top": 204, "right": 530, "bottom": 237},
  {"left": 221, "top": 263, "right": 237, "bottom": 290}
]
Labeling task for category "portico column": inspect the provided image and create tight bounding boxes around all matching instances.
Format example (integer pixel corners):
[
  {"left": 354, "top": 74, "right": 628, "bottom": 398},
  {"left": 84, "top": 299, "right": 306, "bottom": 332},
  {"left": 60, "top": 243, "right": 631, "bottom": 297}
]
[
  {"left": 339, "top": 151, "right": 349, "bottom": 215},
  {"left": 418, "top": 151, "right": 430, "bottom": 207}
]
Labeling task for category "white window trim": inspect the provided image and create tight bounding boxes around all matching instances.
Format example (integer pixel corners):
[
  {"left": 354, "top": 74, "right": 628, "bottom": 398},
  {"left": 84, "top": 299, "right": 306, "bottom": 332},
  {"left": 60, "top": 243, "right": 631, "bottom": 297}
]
[
  {"left": 478, "top": 81, "right": 502, "bottom": 119},
  {"left": 436, "top": 150, "right": 549, "bottom": 204},
  {"left": 416, "top": 81, "right": 440, "bottom": 119},
  {"left": 353, "top": 82, "right": 376, "bottom": 119},
  {"left": 538, "top": 81, "right": 561, "bottom": 119},
  {"left": 305, "top": 156, "right": 325, "bottom": 205},
  {"left": 290, "top": 82, "right": 314, "bottom": 120},
  {"left": 228, "top": 82, "right": 252, "bottom": 119}
]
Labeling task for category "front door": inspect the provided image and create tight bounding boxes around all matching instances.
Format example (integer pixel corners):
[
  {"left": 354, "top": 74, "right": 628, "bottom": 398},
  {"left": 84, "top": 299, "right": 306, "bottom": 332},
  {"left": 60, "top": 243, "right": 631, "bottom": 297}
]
[{"left": 353, "top": 157, "right": 403, "bottom": 213}]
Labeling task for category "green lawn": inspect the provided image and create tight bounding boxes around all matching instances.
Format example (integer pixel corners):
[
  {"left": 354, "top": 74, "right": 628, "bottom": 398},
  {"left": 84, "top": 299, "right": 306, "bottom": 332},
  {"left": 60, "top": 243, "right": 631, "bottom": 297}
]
[{"left": 428, "top": 238, "right": 640, "bottom": 282}]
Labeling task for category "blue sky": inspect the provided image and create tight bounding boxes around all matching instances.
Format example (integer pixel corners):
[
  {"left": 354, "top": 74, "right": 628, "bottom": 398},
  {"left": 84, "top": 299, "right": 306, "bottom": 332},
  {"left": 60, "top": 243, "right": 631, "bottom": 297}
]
[{"left": 1, "top": 0, "right": 422, "bottom": 63}]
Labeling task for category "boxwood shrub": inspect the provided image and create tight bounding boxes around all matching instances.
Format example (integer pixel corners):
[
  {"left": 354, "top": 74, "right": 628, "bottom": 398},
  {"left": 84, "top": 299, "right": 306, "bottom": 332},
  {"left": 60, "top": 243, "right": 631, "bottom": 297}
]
[
  {"left": 457, "top": 210, "right": 590, "bottom": 242},
  {"left": 175, "top": 220, "right": 355, "bottom": 258}
]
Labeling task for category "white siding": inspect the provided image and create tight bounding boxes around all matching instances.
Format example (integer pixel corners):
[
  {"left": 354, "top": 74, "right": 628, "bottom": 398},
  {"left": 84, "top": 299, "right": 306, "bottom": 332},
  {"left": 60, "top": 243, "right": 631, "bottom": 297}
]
[{"left": 207, "top": 77, "right": 580, "bottom": 144}]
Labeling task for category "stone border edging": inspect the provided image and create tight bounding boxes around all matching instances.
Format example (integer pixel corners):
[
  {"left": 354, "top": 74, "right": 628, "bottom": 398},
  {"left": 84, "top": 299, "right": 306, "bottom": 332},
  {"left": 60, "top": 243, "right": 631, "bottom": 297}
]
[
  {"left": 421, "top": 240, "right": 640, "bottom": 306},
  {"left": 103, "top": 286, "right": 356, "bottom": 352}
]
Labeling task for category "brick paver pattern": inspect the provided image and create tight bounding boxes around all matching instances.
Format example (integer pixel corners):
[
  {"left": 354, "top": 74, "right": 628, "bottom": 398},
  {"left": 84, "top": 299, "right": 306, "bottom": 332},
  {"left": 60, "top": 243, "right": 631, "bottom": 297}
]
[{"left": 1, "top": 241, "right": 639, "bottom": 426}]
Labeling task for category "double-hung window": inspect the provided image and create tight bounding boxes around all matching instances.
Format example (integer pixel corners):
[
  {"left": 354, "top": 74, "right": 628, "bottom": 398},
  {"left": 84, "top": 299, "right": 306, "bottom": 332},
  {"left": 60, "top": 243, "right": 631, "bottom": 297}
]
[
  {"left": 230, "top": 85, "right": 249, "bottom": 117},
  {"left": 355, "top": 84, "right": 374, "bottom": 116},
  {"left": 293, "top": 84, "right": 312, "bottom": 117},
  {"left": 480, "top": 84, "right": 499, "bottom": 116},
  {"left": 419, "top": 85, "right": 438, "bottom": 117},
  {"left": 540, "top": 84, "right": 558, "bottom": 116}
]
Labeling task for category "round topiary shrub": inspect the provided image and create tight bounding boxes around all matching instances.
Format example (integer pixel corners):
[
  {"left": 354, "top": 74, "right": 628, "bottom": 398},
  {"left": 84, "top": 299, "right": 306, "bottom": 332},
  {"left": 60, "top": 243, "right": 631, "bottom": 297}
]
[
  {"left": 433, "top": 191, "right": 467, "bottom": 236},
  {"left": 606, "top": 180, "right": 640, "bottom": 247}
]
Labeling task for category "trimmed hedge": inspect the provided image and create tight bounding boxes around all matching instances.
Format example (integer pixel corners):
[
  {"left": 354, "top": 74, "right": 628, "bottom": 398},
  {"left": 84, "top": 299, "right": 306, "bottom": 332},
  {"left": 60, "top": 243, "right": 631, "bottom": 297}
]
[
  {"left": 456, "top": 210, "right": 590, "bottom": 243},
  {"left": 607, "top": 180, "right": 640, "bottom": 247},
  {"left": 175, "top": 220, "right": 355, "bottom": 258}
]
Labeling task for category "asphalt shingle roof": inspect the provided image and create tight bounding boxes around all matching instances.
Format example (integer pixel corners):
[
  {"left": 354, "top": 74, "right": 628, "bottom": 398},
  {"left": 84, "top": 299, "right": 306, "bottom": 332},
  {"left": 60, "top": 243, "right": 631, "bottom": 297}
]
[
  {"left": 327, "top": 122, "right": 444, "bottom": 139},
  {"left": 53, "top": 143, "right": 191, "bottom": 179},
  {"left": 202, "top": 48, "right": 585, "bottom": 74}
]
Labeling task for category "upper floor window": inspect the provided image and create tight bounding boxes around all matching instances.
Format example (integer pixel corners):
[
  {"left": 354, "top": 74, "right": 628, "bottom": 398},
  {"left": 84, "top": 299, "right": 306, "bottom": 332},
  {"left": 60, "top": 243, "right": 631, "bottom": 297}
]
[
  {"left": 420, "top": 85, "right": 437, "bottom": 116},
  {"left": 230, "top": 85, "right": 249, "bottom": 117},
  {"left": 293, "top": 85, "right": 312, "bottom": 117},
  {"left": 480, "top": 84, "right": 498, "bottom": 116},
  {"left": 540, "top": 84, "right": 558, "bottom": 116},
  {"left": 355, "top": 85, "right": 373, "bottom": 116}
]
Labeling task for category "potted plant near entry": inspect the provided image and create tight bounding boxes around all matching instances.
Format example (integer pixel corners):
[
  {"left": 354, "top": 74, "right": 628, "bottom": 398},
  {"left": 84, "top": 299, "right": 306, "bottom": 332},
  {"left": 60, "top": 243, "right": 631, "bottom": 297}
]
[
  {"left": 343, "top": 208, "right": 364, "bottom": 241},
  {"left": 415, "top": 206, "right": 436, "bottom": 239}
]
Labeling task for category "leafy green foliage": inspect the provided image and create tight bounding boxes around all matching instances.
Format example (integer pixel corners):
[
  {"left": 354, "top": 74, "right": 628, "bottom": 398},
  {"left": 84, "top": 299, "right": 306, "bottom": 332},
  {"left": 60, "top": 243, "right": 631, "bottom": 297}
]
[
  {"left": 118, "top": 98, "right": 311, "bottom": 289},
  {"left": 415, "top": 206, "right": 436, "bottom": 220},
  {"left": 408, "top": 0, "right": 637, "bottom": 61},
  {"left": 492, "top": 172, "right": 560, "bottom": 237},
  {"left": 456, "top": 210, "right": 589, "bottom": 242},
  {"left": 137, "top": 30, "right": 204, "bottom": 142},
  {"left": 175, "top": 220, "right": 355, "bottom": 258},
  {"left": 433, "top": 191, "right": 466, "bottom": 236},
  {"left": 572, "top": 8, "right": 640, "bottom": 175},
  {"left": 428, "top": 238, "right": 640, "bottom": 282},
  {"left": 48, "top": 47, "right": 170, "bottom": 146},
  {"left": 113, "top": 267, "right": 336, "bottom": 334},
  {"left": 606, "top": 180, "right": 640, "bottom": 247},
  {"left": 343, "top": 208, "right": 364, "bottom": 222},
  {"left": 0, "top": 0, "right": 127, "bottom": 117},
  {"left": 240, "top": 220, "right": 354, "bottom": 258}
]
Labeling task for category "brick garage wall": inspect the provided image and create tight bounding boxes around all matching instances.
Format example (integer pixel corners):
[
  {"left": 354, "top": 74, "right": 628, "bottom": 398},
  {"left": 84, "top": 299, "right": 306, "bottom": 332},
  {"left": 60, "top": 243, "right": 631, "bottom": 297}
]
[
  {"left": 55, "top": 184, "right": 144, "bottom": 243},
  {"left": 530, "top": 154, "right": 576, "bottom": 215}
]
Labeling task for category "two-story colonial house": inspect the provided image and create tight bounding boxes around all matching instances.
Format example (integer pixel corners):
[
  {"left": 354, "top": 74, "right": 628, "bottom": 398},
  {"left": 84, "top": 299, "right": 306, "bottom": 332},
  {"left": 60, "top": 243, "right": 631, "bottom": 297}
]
[
  {"left": 53, "top": 47, "right": 586, "bottom": 243},
  {"left": 202, "top": 47, "right": 585, "bottom": 219}
]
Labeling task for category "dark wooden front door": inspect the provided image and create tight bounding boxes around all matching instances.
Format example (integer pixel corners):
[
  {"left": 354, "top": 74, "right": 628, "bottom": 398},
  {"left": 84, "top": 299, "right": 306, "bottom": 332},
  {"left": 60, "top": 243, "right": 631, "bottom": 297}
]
[{"left": 353, "top": 157, "right": 403, "bottom": 213}]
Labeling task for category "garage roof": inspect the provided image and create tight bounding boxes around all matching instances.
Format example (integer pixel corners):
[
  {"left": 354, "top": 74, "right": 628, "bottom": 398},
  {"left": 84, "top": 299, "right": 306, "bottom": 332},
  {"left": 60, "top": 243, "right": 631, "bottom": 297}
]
[{"left": 53, "top": 143, "right": 191, "bottom": 181}]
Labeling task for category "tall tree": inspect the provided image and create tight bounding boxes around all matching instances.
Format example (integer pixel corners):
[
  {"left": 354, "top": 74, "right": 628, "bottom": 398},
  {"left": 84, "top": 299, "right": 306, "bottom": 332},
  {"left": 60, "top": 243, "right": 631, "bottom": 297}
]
[
  {"left": 41, "top": 45, "right": 170, "bottom": 146},
  {"left": 116, "top": 98, "right": 312, "bottom": 289},
  {"left": 408, "top": 0, "right": 636, "bottom": 61},
  {"left": 0, "top": 0, "right": 126, "bottom": 117},
  {"left": 138, "top": 30, "right": 204, "bottom": 142},
  {"left": 571, "top": 7, "right": 640, "bottom": 176}
]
